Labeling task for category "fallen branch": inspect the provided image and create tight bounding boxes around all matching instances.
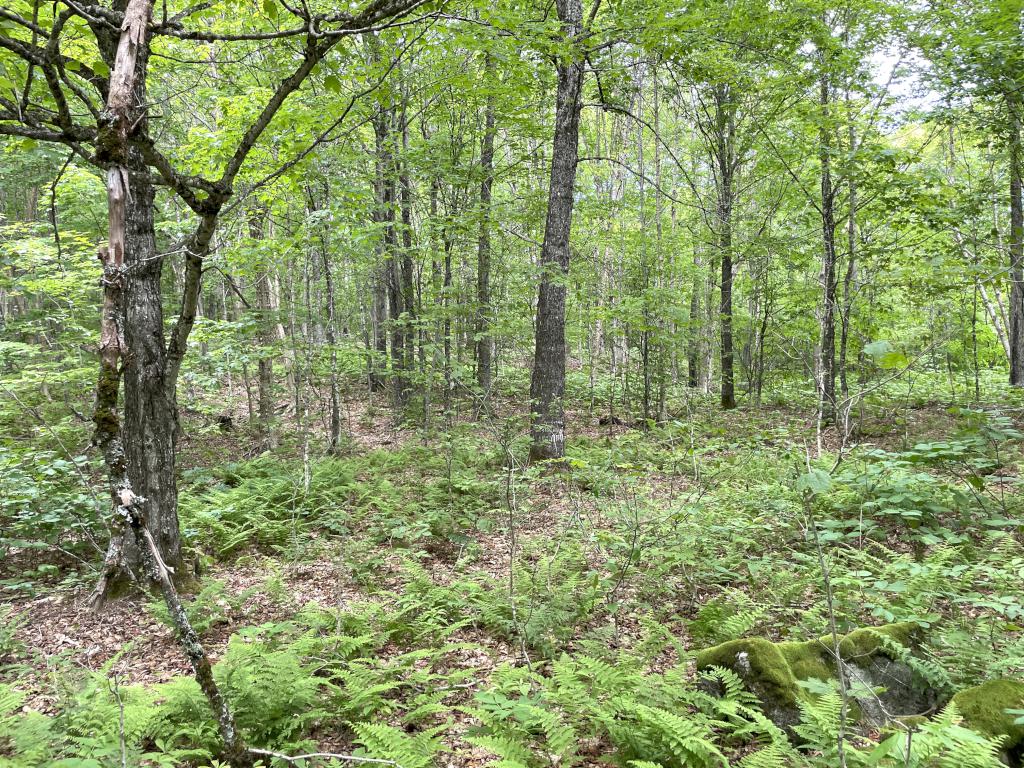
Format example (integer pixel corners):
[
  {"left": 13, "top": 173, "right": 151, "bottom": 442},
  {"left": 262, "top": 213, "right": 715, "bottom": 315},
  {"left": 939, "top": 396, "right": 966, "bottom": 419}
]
[{"left": 249, "top": 748, "right": 404, "bottom": 767}]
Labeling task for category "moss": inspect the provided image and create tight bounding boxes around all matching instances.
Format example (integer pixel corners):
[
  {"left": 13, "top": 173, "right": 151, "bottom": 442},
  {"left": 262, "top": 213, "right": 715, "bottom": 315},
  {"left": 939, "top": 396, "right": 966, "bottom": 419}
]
[
  {"left": 696, "top": 624, "right": 922, "bottom": 705},
  {"left": 778, "top": 640, "right": 834, "bottom": 684},
  {"left": 695, "top": 638, "right": 800, "bottom": 707},
  {"left": 952, "top": 680, "right": 1024, "bottom": 750},
  {"left": 836, "top": 622, "right": 919, "bottom": 662},
  {"left": 695, "top": 623, "right": 929, "bottom": 730}
]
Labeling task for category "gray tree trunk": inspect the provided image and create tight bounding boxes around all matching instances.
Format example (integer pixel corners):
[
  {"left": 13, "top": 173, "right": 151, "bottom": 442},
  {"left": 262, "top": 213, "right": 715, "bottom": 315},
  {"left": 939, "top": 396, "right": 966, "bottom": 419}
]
[
  {"left": 476, "top": 54, "right": 497, "bottom": 398},
  {"left": 1008, "top": 95, "right": 1024, "bottom": 386},
  {"left": 91, "top": 0, "right": 182, "bottom": 598},
  {"left": 529, "top": 0, "right": 584, "bottom": 462},
  {"left": 818, "top": 73, "right": 838, "bottom": 422},
  {"left": 713, "top": 85, "right": 737, "bottom": 410}
]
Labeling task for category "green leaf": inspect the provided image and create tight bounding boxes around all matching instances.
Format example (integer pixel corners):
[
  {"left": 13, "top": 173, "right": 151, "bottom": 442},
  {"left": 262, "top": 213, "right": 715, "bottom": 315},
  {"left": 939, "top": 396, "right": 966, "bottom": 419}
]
[
  {"left": 863, "top": 340, "right": 907, "bottom": 369},
  {"left": 797, "top": 469, "right": 831, "bottom": 496}
]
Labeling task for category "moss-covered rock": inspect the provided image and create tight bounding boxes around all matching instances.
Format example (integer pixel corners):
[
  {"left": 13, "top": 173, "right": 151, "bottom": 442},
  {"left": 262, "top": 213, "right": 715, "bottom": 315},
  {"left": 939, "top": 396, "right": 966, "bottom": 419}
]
[
  {"left": 953, "top": 680, "right": 1024, "bottom": 766},
  {"left": 778, "top": 640, "right": 834, "bottom": 684},
  {"left": 837, "top": 622, "right": 921, "bottom": 661},
  {"left": 695, "top": 637, "right": 803, "bottom": 729},
  {"left": 694, "top": 623, "right": 942, "bottom": 733}
]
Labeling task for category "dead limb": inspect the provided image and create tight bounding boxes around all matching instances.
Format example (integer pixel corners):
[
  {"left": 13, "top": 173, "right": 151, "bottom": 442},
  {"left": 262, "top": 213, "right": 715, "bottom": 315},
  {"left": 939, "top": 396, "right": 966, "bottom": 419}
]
[{"left": 118, "top": 489, "right": 253, "bottom": 768}]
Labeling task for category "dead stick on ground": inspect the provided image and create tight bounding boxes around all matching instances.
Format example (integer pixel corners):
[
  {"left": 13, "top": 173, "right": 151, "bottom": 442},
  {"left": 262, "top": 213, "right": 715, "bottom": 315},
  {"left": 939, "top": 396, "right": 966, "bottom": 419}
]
[{"left": 249, "top": 748, "right": 404, "bottom": 767}]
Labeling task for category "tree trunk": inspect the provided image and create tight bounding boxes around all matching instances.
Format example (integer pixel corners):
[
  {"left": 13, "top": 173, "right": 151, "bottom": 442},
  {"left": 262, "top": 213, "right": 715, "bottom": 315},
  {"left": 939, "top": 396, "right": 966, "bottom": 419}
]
[
  {"left": 838, "top": 62, "right": 858, "bottom": 402},
  {"left": 315, "top": 187, "right": 342, "bottom": 453},
  {"left": 529, "top": 0, "right": 584, "bottom": 462},
  {"left": 370, "top": 263, "right": 388, "bottom": 393},
  {"left": 687, "top": 268, "right": 701, "bottom": 388},
  {"left": 476, "top": 53, "right": 496, "bottom": 398},
  {"left": 250, "top": 213, "right": 277, "bottom": 449},
  {"left": 1008, "top": 94, "right": 1024, "bottom": 386},
  {"left": 374, "top": 106, "right": 407, "bottom": 408},
  {"left": 818, "top": 73, "right": 838, "bottom": 423},
  {"left": 399, "top": 109, "right": 417, "bottom": 405},
  {"left": 91, "top": 0, "right": 183, "bottom": 599},
  {"left": 714, "top": 85, "right": 737, "bottom": 410}
]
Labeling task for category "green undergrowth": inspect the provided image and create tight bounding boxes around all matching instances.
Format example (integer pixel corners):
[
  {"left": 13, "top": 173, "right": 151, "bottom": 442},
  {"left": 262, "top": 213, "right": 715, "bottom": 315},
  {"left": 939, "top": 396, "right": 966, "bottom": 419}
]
[
  {"left": 4, "top": 401, "right": 1024, "bottom": 765},
  {"left": 178, "top": 430, "right": 503, "bottom": 558}
]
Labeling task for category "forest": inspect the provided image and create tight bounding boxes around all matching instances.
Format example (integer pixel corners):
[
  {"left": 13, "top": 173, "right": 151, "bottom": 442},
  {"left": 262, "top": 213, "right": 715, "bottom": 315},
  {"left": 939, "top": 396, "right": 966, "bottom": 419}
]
[{"left": 2, "top": 0, "right": 1024, "bottom": 765}]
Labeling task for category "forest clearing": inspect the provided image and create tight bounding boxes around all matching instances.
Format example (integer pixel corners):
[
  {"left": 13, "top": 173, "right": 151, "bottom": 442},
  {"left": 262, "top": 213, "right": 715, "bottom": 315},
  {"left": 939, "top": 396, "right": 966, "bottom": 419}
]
[{"left": 2, "top": 0, "right": 1024, "bottom": 766}]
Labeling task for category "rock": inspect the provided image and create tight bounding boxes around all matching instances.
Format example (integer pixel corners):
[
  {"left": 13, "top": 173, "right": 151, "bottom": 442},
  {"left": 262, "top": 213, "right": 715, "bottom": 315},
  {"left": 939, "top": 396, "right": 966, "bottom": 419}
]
[
  {"left": 952, "top": 680, "right": 1024, "bottom": 767},
  {"left": 836, "top": 623, "right": 944, "bottom": 727},
  {"left": 695, "top": 623, "right": 946, "bottom": 733},
  {"left": 696, "top": 637, "right": 804, "bottom": 730}
]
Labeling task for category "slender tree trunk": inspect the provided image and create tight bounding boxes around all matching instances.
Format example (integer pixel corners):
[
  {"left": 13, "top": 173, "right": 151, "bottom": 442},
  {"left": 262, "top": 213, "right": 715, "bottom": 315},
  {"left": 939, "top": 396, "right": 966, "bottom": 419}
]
[
  {"left": 370, "top": 262, "right": 388, "bottom": 392},
  {"left": 399, "top": 109, "right": 417, "bottom": 405},
  {"left": 316, "top": 189, "right": 342, "bottom": 453},
  {"left": 443, "top": 232, "right": 453, "bottom": 404},
  {"left": 838, "top": 47, "right": 857, "bottom": 402},
  {"left": 979, "top": 280, "right": 1012, "bottom": 360},
  {"left": 1008, "top": 94, "right": 1024, "bottom": 385},
  {"left": 687, "top": 268, "right": 701, "bottom": 388},
  {"left": 249, "top": 213, "right": 277, "bottom": 449},
  {"left": 374, "top": 106, "right": 407, "bottom": 408},
  {"left": 638, "top": 80, "right": 652, "bottom": 424},
  {"left": 714, "top": 86, "right": 737, "bottom": 410},
  {"left": 529, "top": 0, "right": 584, "bottom": 462},
  {"left": 818, "top": 73, "right": 838, "bottom": 423},
  {"left": 476, "top": 53, "right": 496, "bottom": 398}
]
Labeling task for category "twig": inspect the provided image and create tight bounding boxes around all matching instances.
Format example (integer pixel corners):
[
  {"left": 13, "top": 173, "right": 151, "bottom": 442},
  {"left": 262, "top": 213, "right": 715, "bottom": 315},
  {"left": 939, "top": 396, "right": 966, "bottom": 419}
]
[
  {"left": 803, "top": 444, "right": 848, "bottom": 768},
  {"left": 249, "top": 748, "right": 404, "bottom": 767},
  {"left": 107, "top": 671, "right": 127, "bottom": 768}
]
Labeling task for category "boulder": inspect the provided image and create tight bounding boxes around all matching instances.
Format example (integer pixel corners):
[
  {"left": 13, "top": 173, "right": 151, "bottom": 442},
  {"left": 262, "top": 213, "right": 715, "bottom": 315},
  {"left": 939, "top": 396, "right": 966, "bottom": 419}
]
[
  {"left": 952, "top": 680, "right": 1024, "bottom": 767},
  {"left": 695, "top": 623, "right": 946, "bottom": 733}
]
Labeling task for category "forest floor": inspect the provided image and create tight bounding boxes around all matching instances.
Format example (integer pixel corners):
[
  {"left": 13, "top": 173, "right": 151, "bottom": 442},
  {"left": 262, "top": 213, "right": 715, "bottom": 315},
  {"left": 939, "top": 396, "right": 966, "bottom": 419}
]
[{"left": 3, "top": 383, "right": 1024, "bottom": 767}]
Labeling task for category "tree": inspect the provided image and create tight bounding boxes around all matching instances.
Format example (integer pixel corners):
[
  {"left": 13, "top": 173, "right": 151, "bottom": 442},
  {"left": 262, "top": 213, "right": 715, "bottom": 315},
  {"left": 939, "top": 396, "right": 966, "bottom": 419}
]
[
  {"left": 528, "top": 0, "right": 588, "bottom": 462},
  {"left": 476, "top": 52, "right": 497, "bottom": 400},
  {"left": 0, "top": 0, "right": 427, "bottom": 597},
  {"left": 921, "top": 0, "right": 1024, "bottom": 385}
]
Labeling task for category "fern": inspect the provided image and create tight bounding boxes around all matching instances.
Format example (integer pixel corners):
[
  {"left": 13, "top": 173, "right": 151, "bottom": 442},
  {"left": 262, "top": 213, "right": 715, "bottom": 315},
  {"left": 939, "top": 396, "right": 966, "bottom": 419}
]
[
  {"left": 463, "top": 733, "right": 534, "bottom": 767},
  {"left": 0, "top": 683, "right": 57, "bottom": 766},
  {"left": 352, "top": 721, "right": 445, "bottom": 768},
  {"left": 739, "top": 740, "right": 803, "bottom": 768},
  {"left": 610, "top": 701, "right": 729, "bottom": 768},
  {"left": 862, "top": 703, "right": 1005, "bottom": 767}
]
